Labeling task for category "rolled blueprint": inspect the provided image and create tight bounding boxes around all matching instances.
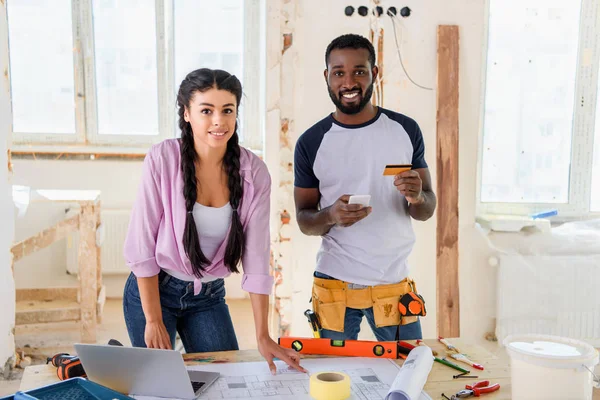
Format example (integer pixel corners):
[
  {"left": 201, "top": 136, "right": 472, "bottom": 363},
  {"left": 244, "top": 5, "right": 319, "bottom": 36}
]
[{"left": 385, "top": 346, "right": 434, "bottom": 400}]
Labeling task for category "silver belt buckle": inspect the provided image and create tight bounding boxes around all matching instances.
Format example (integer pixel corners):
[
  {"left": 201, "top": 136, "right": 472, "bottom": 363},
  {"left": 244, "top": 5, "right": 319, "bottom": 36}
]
[{"left": 347, "top": 283, "right": 369, "bottom": 290}]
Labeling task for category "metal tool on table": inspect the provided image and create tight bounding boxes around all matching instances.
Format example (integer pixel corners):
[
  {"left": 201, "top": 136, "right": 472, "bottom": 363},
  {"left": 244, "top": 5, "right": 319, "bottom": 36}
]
[
  {"left": 279, "top": 336, "right": 470, "bottom": 374},
  {"left": 400, "top": 341, "right": 469, "bottom": 374},
  {"left": 450, "top": 380, "right": 500, "bottom": 399},
  {"left": 438, "top": 336, "right": 485, "bottom": 370},
  {"left": 46, "top": 339, "right": 124, "bottom": 381},
  {"left": 439, "top": 336, "right": 461, "bottom": 353},
  {"left": 279, "top": 337, "right": 399, "bottom": 358},
  {"left": 416, "top": 339, "right": 438, "bottom": 356},
  {"left": 47, "top": 353, "right": 86, "bottom": 380},
  {"left": 434, "top": 356, "right": 470, "bottom": 374},
  {"left": 449, "top": 353, "right": 484, "bottom": 370}
]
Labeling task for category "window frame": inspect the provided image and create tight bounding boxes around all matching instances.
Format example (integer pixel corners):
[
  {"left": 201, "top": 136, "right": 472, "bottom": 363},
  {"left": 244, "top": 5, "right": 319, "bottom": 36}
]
[
  {"left": 476, "top": 0, "right": 600, "bottom": 219},
  {"left": 7, "top": 0, "right": 264, "bottom": 153}
]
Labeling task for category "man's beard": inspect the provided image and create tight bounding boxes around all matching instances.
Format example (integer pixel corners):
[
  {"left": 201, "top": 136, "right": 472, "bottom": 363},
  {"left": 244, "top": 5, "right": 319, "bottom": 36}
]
[{"left": 328, "top": 83, "right": 374, "bottom": 115}]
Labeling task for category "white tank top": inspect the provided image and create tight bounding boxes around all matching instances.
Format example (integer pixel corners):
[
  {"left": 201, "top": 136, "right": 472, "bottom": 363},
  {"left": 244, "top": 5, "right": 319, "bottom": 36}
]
[{"left": 163, "top": 202, "right": 232, "bottom": 282}]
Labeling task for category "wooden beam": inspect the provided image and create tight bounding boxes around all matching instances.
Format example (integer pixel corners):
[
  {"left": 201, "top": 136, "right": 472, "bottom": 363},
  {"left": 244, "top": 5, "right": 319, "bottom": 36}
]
[
  {"left": 79, "top": 204, "right": 98, "bottom": 343},
  {"left": 16, "top": 308, "right": 80, "bottom": 325},
  {"left": 11, "top": 215, "right": 80, "bottom": 262},
  {"left": 436, "top": 25, "right": 460, "bottom": 337},
  {"left": 96, "top": 285, "right": 106, "bottom": 324},
  {"left": 16, "top": 287, "right": 79, "bottom": 302},
  {"left": 15, "top": 299, "right": 80, "bottom": 325},
  {"left": 369, "top": 28, "right": 384, "bottom": 106},
  {"left": 377, "top": 28, "right": 384, "bottom": 105},
  {"left": 95, "top": 204, "right": 103, "bottom": 298}
]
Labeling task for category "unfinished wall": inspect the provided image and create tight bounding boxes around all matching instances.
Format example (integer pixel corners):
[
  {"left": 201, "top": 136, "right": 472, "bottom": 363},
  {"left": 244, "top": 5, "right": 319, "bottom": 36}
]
[
  {"left": 268, "top": 0, "right": 491, "bottom": 340},
  {"left": 0, "top": 126, "right": 15, "bottom": 375},
  {"left": 1, "top": 1, "right": 16, "bottom": 373},
  {"left": 11, "top": 0, "right": 496, "bottom": 340}
]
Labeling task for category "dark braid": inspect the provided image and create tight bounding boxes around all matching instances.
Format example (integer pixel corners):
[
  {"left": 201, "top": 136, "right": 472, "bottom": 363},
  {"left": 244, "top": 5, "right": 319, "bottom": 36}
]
[
  {"left": 176, "top": 68, "right": 244, "bottom": 277},
  {"left": 223, "top": 132, "right": 244, "bottom": 273},
  {"left": 179, "top": 106, "right": 210, "bottom": 277}
]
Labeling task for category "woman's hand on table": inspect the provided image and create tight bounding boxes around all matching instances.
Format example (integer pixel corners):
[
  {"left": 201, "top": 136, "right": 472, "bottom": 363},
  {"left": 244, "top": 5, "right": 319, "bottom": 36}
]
[{"left": 257, "top": 336, "right": 307, "bottom": 375}]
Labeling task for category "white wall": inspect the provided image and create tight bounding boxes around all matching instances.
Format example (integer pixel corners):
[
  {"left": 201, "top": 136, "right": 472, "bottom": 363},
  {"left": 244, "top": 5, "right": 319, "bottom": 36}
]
[
  {"left": 0, "top": 138, "right": 15, "bottom": 374},
  {"left": 285, "top": 0, "right": 494, "bottom": 340},
  {"left": 1, "top": 2, "right": 16, "bottom": 372},
  {"left": 0, "top": 120, "right": 16, "bottom": 373}
]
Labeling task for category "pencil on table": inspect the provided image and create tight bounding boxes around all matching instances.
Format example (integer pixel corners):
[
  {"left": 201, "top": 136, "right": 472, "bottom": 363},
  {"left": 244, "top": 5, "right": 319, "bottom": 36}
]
[{"left": 416, "top": 340, "right": 438, "bottom": 356}]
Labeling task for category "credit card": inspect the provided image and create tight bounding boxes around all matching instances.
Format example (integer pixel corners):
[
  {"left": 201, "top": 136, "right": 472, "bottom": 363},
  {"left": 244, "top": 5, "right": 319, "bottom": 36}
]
[{"left": 383, "top": 164, "right": 412, "bottom": 176}]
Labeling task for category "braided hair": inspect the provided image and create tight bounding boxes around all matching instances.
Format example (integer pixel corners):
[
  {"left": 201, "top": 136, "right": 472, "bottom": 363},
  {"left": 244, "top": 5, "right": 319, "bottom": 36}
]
[{"left": 177, "top": 68, "right": 244, "bottom": 277}]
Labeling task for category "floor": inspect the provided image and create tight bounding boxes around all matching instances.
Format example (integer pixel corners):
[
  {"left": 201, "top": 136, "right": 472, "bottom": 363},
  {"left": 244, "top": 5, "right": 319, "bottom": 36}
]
[{"left": 0, "top": 298, "right": 257, "bottom": 397}]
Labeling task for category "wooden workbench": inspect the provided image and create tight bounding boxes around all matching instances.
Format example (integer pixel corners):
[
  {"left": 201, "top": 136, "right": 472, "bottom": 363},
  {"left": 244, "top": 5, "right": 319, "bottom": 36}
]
[
  {"left": 18, "top": 338, "right": 600, "bottom": 399},
  {"left": 18, "top": 338, "right": 517, "bottom": 399}
]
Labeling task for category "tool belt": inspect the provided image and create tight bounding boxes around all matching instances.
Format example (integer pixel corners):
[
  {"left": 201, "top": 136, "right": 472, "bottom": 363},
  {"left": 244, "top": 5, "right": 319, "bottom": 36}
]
[{"left": 311, "top": 276, "right": 421, "bottom": 332}]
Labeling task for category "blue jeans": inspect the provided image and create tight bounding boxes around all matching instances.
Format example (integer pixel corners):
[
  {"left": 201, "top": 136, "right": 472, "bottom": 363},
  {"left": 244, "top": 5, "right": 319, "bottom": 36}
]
[
  {"left": 314, "top": 272, "right": 423, "bottom": 341},
  {"left": 123, "top": 270, "right": 239, "bottom": 353}
]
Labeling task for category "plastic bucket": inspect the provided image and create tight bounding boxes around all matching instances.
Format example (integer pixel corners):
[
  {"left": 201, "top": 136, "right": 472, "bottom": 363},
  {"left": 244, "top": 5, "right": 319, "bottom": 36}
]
[{"left": 504, "top": 334, "right": 599, "bottom": 400}]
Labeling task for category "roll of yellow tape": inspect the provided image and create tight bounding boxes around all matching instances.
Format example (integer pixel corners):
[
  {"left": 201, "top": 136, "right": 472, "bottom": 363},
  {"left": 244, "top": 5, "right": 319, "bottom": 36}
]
[{"left": 309, "top": 371, "right": 351, "bottom": 400}]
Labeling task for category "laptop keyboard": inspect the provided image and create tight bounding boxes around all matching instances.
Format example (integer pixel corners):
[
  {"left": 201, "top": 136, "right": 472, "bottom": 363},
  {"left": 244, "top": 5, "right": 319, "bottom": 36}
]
[{"left": 192, "top": 381, "right": 205, "bottom": 393}]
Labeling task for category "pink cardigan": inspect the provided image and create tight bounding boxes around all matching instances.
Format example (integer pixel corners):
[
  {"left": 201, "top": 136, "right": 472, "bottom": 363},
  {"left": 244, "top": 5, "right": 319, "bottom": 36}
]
[{"left": 123, "top": 139, "right": 273, "bottom": 295}]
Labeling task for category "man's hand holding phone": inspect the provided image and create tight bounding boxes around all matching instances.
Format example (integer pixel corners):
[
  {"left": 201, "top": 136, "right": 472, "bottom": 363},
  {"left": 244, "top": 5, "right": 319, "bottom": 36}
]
[{"left": 328, "top": 195, "right": 372, "bottom": 228}]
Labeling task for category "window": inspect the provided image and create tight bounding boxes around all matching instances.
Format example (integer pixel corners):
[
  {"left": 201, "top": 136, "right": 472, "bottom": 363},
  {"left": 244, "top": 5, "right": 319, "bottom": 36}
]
[
  {"left": 7, "top": 0, "right": 77, "bottom": 138},
  {"left": 92, "top": 0, "right": 159, "bottom": 137},
  {"left": 173, "top": 0, "right": 245, "bottom": 142},
  {"left": 479, "top": 0, "right": 600, "bottom": 217},
  {"left": 6, "top": 0, "right": 264, "bottom": 151},
  {"left": 592, "top": 72, "right": 600, "bottom": 211}
]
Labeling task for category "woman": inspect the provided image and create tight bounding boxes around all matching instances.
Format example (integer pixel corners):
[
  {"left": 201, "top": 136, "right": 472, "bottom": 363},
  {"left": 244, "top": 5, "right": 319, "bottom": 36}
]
[{"left": 123, "top": 68, "right": 304, "bottom": 374}]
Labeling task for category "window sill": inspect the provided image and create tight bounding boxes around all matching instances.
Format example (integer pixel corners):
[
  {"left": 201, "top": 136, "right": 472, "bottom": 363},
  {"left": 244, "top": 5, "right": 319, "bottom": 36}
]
[
  {"left": 11, "top": 144, "right": 264, "bottom": 161},
  {"left": 476, "top": 214, "right": 552, "bottom": 233},
  {"left": 10, "top": 144, "right": 150, "bottom": 161}
]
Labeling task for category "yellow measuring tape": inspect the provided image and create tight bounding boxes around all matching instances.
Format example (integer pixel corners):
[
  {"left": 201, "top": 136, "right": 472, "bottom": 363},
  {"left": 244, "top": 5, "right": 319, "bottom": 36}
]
[{"left": 309, "top": 371, "right": 351, "bottom": 400}]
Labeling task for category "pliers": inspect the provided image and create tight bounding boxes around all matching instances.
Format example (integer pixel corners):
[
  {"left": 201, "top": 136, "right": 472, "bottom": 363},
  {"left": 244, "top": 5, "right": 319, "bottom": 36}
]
[{"left": 451, "top": 380, "right": 500, "bottom": 398}]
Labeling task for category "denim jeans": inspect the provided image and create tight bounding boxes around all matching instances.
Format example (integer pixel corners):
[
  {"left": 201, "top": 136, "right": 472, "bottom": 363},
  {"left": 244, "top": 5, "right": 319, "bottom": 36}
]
[
  {"left": 123, "top": 270, "right": 239, "bottom": 353},
  {"left": 314, "top": 271, "right": 423, "bottom": 341}
]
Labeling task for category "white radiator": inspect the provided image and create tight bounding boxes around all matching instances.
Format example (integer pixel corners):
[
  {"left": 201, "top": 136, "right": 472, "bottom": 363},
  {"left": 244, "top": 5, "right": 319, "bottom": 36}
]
[
  {"left": 496, "top": 254, "right": 600, "bottom": 347},
  {"left": 67, "top": 209, "right": 131, "bottom": 275}
]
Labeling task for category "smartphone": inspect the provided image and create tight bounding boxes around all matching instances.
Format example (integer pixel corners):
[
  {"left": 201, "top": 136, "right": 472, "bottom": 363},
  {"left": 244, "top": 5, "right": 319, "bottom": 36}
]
[
  {"left": 348, "top": 195, "right": 371, "bottom": 207},
  {"left": 383, "top": 164, "right": 412, "bottom": 176}
]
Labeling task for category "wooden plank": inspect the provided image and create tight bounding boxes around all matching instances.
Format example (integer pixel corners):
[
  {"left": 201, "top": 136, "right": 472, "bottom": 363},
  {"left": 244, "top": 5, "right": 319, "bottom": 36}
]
[
  {"left": 96, "top": 285, "right": 106, "bottom": 324},
  {"left": 16, "top": 287, "right": 78, "bottom": 302},
  {"left": 11, "top": 215, "right": 79, "bottom": 262},
  {"left": 369, "top": 28, "right": 384, "bottom": 106},
  {"left": 96, "top": 203, "right": 103, "bottom": 297},
  {"left": 16, "top": 300, "right": 80, "bottom": 325},
  {"left": 16, "top": 309, "right": 80, "bottom": 325},
  {"left": 78, "top": 204, "right": 98, "bottom": 343},
  {"left": 95, "top": 204, "right": 103, "bottom": 324},
  {"left": 377, "top": 28, "right": 384, "bottom": 105},
  {"left": 436, "top": 25, "right": 460, "bottom": 338}
]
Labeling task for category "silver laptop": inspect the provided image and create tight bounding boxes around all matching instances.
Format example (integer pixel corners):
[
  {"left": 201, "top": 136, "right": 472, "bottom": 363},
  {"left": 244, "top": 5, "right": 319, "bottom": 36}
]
[{"left": 74, "top": 343, "right": 220, "bottom": 399}]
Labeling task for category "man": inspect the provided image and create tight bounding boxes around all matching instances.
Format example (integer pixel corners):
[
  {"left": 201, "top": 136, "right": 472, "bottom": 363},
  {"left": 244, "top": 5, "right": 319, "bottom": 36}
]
[{"left": 293, "top": 34, "right": 436, "bottom": 341}]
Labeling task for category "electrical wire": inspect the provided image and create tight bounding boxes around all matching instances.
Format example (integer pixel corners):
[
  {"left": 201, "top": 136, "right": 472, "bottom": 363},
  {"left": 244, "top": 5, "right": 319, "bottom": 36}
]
[{"left": 389, "top": 15, "right": 434, "bottom": 91}]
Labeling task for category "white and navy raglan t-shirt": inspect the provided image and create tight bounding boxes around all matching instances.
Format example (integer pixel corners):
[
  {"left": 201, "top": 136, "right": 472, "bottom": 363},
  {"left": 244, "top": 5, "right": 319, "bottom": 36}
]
[{"left": 294, "top": 107, "right": 428, "bottom": 285}]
